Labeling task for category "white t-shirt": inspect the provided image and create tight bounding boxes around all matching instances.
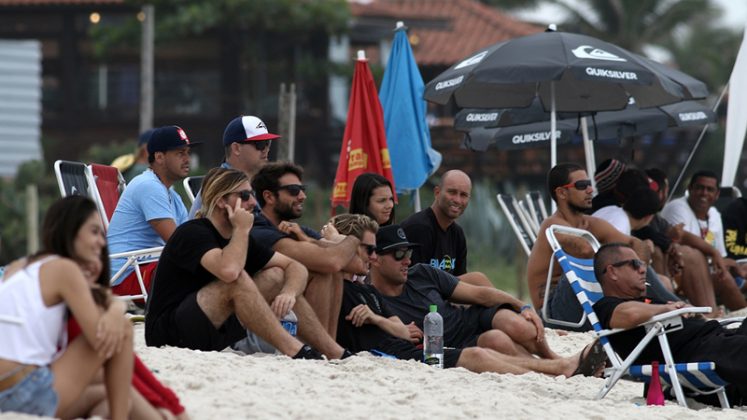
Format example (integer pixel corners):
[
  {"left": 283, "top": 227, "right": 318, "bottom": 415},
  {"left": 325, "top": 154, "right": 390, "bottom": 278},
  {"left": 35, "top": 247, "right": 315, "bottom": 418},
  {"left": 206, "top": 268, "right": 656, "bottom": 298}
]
[
  {"left": 661, "top": 196, "right": 726, "bottom": 257},
  {"left": 592, "top": 205, "right": 631, "bottom": 234}
]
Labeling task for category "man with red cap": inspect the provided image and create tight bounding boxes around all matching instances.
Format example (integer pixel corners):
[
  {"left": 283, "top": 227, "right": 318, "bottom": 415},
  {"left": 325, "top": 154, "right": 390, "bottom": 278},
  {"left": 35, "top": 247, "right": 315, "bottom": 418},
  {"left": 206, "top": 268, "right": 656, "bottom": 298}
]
[{"left": 189, "top": 115, "right": 280, "bottom": 218}]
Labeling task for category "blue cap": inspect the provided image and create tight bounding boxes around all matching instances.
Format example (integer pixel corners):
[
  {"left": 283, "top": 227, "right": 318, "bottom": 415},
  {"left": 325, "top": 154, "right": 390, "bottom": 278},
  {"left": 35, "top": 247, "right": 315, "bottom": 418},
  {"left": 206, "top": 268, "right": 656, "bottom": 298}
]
[
  {"left": 147, "top": 125, "right": 202, "bottom": 155},
  {"left": 138, "top": 128, "right": 155, "bottom": 146},
  {"left": 223, "top": 116, "right": 281, "bottom": 146}
]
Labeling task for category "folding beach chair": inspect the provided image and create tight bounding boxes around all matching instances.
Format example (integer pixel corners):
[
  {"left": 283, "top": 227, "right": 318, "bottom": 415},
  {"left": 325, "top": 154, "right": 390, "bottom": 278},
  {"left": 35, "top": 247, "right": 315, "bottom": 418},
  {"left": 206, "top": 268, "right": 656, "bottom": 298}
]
[
  {"left": 545, "top": 224, "right": 730, "bottom": 408},
  {"left": 183, "top": 175, "right": 204, "bottom": 205},
  {"left": 88, "top": 163, "right": 161, "bottom": 303},
  {"left": 54, "top": 160, "right": 92, "bottom": 198},
  {"left": 525, "top": 190, "right": 548, "bottom": 228},
  {"left": 516, "top": 199, "right": 540, "bottom": 235},
  {"left": 496, "top": 194, "right": 536, "bottom": 257}
]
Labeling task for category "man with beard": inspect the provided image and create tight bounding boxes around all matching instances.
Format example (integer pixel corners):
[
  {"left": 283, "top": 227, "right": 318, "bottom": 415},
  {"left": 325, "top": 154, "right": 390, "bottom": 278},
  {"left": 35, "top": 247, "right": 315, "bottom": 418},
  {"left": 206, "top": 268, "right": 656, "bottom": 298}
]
[
  {"left": 108, "top": 125, "right": 200, "bottom": 299},
  {"left": 250, "top": 161, "right": 361, "bottom": 337},
  {"left": 189, "top": 115, "right": 279, "bottom": 218},
  {"left": 400, "top": 170, "right": 492, "bottom": 288},
  {"left": 526, "top": 163, "right": 678, "bottom": 331}
]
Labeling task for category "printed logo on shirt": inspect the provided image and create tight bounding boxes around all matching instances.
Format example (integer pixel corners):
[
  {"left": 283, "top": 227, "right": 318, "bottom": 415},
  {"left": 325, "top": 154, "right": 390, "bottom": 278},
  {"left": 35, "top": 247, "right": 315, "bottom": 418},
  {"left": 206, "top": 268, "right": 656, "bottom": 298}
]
[{"left": 430, "top": 256, "right": 456, "bottom": 273}]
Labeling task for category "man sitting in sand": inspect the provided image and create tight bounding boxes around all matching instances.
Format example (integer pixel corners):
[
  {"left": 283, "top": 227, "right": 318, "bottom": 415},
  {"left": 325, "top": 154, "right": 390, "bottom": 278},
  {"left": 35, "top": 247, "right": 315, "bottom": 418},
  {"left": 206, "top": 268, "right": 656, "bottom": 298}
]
[
  {"left": 145, "top": 168, "right": 350, "bottom": 360},
  {"left": 369, "top": 224, "right": 561, "bottom": 361},
  {"left": 593, "top": 242, "right": 747, "bottom": 406},
  {"left": 527, "top": 163, "right": 679, "bottom": 331},
  {"left": 330, "top": 213, "right": 605, "bottom": 377},
  {"left": 251, "top": 161, "right": 361, "bottom": 337}
]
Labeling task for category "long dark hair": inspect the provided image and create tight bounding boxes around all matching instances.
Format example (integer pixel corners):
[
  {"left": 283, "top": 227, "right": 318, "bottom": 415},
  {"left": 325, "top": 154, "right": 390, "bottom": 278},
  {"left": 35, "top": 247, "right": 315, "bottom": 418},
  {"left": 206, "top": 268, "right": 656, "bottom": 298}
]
[
  {"left": 32, "top": 196, "right": 110, "bottom": 306},
  {"left": 349, "top": 173, "right": 395, "bottom": 225}
]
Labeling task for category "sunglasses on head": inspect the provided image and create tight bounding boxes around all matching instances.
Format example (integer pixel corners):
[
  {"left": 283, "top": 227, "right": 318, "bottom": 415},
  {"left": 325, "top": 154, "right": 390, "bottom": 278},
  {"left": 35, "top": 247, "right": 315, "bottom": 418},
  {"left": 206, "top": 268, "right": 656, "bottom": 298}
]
[
  {"left": 560, "top": 179, "right": 593, "bottom": 191},
  {"left": 382, "top": 248, "right": 413, "bottom": 261},
  {"left": 603, "top": 258, "right": 646, "bottom": 274},
  {"left": 277, "top": 184, "right": 306, "bottom": 196},
  {"left": 232, "top": 189, "right": 256, "bottom": 202},
  {"left": 251, "top": 140, "right": 271, "bottom": 151},
  {"left": 360, "top": 243, "right": 376, "bottom": 256}
]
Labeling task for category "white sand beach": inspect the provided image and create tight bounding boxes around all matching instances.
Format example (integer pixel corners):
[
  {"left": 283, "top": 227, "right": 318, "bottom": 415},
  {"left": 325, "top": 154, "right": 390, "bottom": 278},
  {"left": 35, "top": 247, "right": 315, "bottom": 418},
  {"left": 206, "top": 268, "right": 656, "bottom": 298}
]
[
  {"left": 3, "top": 322, "right": 747, "bottom": 420},
  {"left": 126, "top": 324, "right": 747, "bottom": 419}
]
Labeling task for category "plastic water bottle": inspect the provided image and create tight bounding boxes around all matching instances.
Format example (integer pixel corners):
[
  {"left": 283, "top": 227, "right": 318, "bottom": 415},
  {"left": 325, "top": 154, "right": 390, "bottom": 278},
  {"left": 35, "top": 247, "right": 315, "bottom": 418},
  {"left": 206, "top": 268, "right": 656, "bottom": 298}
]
[
  {"left": 280, "top": 310, "right": 298, "bottom": 337},
  {"left": 423, "top": 304, "right": 444, "bottom": 368}
]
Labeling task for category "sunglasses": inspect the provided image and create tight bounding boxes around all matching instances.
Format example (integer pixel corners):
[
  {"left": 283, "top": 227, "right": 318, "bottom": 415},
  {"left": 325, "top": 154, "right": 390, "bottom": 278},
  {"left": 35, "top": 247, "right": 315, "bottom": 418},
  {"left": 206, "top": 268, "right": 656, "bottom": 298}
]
[
  {"left": 603, "top": 258, "right": 646, "bottom": 274},
  {"left": 251, "top": 140, "right": 271, "bottom": 152},
  {"left": 231, "top": 190, "right": 256, "bottom": 202},
  {"left": 381, "top": 248, "right": 413, "bottom": 261},
  {"left": 360, "top": 243, "right": 376, "bottom": 256},
  {"left": 277, "top": 184, "right": 307, "bottom": 196},
  {"left": 560, "top": 179, "right": 593, "bottom": 191}
]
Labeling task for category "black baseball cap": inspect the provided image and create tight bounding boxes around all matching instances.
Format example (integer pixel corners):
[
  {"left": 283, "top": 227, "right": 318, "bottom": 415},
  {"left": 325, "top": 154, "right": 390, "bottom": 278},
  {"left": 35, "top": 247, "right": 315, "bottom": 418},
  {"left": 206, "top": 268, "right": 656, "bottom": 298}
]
[
  {"left": 376, "top": 225, "right": 420, "bottom": 253},
  {"left": 147, "top": 125, "right": 202, "bottom": 154}
]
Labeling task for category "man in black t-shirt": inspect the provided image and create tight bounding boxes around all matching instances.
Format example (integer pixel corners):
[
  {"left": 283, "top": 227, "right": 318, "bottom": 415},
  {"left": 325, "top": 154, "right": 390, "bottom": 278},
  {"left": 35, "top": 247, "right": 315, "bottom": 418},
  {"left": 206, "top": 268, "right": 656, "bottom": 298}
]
[
  {"left": 145, "top": 168, "right": 347, "bottom": 360},
  {"left": 333, "top": 214, "right": 599, "bottom": 377},
  {"left": 400, "top": 169, "right": 492, "bottom": 288},
  {"left": 251, "top": 162, "right": 361, "bottom": 337},
  {"left": 723, "top": 197, "right": 747, "bottom": 260},
  {"left": 370, "top": 225, "right": 566, "bottom": 361},
  {"left": 592, "top": 242, "right": 747, "bottom": 406}
]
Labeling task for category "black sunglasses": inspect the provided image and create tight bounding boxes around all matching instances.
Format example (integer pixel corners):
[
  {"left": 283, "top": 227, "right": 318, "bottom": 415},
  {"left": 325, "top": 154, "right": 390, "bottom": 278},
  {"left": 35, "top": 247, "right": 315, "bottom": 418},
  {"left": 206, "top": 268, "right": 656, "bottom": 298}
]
[
  {"left": 231, "top": 190, "right": 256, "bottom": 202},
  {"left": 603, "top": 258, "right": 646, "bottom": 274},
  {"left": 251, "top": 140, "right": 271, "bottom": 152},
  {"left": 360, "top": 243, "right": 376, "bottom": 256},
  {"left": 381, "top": 248, "right": 413, "bottom": 261},
  {"left": 277, "top": 184, "right": 307, "bottom": 196},
  {"left": 560, "top": 179, "right": 593, "bottom": 191}
]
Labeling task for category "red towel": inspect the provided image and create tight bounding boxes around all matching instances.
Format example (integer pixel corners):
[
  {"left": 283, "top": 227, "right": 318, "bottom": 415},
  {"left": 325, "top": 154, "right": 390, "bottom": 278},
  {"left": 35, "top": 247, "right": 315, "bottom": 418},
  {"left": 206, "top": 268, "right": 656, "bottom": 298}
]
[{"left": 67, "top": 318, "right": 185, "bottom": 416}]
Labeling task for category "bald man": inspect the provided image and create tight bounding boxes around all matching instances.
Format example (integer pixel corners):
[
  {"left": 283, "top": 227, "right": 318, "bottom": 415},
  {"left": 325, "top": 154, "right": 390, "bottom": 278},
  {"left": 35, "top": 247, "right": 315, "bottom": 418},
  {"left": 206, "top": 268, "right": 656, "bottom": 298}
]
[{"left": 401, "top": 169, "right": 493, "bottom": 288}]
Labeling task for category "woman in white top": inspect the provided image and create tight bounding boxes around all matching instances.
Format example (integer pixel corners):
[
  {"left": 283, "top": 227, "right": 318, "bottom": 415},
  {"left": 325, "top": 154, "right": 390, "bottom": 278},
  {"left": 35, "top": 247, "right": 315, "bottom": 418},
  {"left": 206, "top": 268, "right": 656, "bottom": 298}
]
[{"left": 0, "top": 196, "right": 133, "bottom": 419}]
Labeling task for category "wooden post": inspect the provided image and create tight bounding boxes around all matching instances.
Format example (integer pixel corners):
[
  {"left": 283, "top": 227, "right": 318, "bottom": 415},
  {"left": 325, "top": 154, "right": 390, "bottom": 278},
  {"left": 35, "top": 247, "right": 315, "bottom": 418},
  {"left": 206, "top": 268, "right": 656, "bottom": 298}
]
[
  {"left": 26, "top": 184, "right": 38, "bottom": 254},
  {"left": 277, "top": 83, "right": 297, "bottom": 162},
  {"left": 139, "top": 4, "right": 154, "bottom": 133}
]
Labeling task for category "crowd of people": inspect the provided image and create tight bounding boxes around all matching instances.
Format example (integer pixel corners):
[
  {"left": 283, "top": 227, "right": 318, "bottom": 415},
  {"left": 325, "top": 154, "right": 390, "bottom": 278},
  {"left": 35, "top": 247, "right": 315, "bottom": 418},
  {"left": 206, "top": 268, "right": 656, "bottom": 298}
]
[{"left": 3, "top": 114, "right": 747, "bottom": 416}]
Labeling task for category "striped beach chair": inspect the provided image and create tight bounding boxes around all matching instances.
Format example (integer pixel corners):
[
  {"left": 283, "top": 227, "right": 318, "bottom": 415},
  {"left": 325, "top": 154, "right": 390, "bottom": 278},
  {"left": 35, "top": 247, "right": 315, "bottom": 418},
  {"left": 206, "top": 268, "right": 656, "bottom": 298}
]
[{"left": 546, "top": 224, "right": 730, "bottom": 408}]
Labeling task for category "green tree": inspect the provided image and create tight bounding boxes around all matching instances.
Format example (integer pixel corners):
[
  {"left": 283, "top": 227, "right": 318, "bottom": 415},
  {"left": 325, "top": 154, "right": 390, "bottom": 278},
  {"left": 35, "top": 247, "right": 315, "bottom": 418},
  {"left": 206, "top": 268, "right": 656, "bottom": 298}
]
[{"left": 552, "top": 0, "right": 717, "bottom": 53}]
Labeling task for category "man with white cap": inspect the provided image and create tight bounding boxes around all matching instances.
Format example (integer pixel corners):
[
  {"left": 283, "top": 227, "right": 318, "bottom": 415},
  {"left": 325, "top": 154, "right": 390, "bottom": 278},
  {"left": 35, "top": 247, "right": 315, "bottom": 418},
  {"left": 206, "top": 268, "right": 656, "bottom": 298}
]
[
  {"left": 108, "top": 125, "right": 200, "bottom": 298},
  {"left": 189, "top": 115, "right": 280, "bottom": 218}
]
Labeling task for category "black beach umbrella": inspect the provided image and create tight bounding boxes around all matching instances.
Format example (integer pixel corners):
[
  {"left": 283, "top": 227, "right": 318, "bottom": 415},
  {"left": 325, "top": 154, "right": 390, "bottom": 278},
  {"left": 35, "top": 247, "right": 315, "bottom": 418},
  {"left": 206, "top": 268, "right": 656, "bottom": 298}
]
[{"left": 424, "top": 29, "right": 709, "bottom": 166}]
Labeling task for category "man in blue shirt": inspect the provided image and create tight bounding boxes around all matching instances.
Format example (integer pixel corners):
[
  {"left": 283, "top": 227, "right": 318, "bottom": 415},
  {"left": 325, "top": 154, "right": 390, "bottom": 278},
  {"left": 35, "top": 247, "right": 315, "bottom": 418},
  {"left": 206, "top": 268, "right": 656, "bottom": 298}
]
[{"left": 107, "top": 125, "right": 200, "bottom": 298}]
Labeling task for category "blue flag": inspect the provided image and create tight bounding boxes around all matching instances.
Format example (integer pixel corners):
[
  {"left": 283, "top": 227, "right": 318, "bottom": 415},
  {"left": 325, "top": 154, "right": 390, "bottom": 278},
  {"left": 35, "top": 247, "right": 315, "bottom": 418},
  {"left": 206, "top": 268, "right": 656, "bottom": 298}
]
[{"left": 379, "top": 27, "right": 441, "bottom": 193}]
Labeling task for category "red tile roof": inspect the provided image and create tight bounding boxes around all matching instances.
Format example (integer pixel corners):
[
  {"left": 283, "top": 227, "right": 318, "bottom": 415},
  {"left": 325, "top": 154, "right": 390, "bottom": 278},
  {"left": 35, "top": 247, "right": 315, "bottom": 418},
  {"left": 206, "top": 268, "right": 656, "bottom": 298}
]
[{"left": 350, "top": 0, "right": 542, "bottom": 66}]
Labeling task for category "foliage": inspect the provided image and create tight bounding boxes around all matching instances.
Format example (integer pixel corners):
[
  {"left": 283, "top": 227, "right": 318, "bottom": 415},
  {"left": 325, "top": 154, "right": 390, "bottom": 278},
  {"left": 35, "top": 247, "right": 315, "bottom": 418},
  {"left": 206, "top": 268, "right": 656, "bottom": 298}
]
[{"left": 551, "top": 0, "right": 717, "bottom": 53}]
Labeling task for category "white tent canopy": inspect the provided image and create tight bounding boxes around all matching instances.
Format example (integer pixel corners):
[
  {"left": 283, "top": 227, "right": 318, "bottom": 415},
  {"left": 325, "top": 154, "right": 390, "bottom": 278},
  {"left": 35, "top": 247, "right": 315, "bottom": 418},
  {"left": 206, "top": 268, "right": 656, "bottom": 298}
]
[{"left": 722, "top": 25, "right": 747, "bottom": 187}]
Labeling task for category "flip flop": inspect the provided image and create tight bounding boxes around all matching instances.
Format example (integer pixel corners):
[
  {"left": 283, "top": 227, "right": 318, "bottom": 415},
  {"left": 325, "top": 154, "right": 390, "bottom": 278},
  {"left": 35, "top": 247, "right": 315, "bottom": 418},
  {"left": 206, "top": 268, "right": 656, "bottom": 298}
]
[{"left": 573, "top": 339, "right": 607, "bottom": 377}]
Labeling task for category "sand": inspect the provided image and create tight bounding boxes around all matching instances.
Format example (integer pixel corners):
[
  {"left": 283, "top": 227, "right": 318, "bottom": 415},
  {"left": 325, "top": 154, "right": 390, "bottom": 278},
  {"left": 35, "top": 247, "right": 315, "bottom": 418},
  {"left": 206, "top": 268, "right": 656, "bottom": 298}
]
[
  {"left": 3, "top": 322, "right": 747, "bottom": 419},
  {"left": 128, "top": 325, "right": 747, "bottom": 419}
]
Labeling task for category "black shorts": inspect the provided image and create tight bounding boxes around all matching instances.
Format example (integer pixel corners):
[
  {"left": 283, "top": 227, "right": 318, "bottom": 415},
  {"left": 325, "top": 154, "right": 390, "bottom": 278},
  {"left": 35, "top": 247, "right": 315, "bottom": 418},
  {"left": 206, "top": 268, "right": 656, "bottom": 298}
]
[
  {"left": 171, "top": 291, "right": 246, "bottom": 351},
  {"left": 379, "top": 339, "right": 462, "bottom": 368},
  {"left": 449, "top": 303, "right": 514, "bottom": 348}
]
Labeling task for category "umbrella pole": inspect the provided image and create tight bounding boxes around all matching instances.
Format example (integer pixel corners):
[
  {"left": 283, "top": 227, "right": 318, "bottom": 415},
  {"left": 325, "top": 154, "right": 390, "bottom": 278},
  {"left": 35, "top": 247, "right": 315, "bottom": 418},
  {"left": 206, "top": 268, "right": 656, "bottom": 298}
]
[
  {"left": 581, "top": 116, "right": 596, "bottom": 190},
  {"left": 550, "top": 82, "right": 557, "bottom": 212},
  {"left": 413, "top": 189, "right": 422, "bottom": 212},
  {"left": 668, "top": 85, "right": 728, "bottom": 201}
]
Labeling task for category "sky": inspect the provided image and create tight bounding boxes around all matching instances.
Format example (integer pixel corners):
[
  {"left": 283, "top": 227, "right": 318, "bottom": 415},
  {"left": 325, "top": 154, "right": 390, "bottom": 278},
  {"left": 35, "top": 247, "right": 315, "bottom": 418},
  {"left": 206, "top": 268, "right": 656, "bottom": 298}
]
[{"left": 514, "top": 0, "right": 747, "bottom": 30}]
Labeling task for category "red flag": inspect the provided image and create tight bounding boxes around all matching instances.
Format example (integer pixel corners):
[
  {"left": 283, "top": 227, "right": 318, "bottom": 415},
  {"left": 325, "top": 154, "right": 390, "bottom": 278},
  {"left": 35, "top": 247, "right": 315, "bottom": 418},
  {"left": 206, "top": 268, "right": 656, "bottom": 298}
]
[{"left": 332, "top": 57, "right": 396, "bottom": 209}]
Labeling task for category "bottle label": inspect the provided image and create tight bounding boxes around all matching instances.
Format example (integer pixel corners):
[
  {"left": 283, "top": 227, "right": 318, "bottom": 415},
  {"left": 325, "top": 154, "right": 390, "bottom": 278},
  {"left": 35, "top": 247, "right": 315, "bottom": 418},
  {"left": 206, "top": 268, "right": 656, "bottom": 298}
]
[
  {"left": 281, "top": 320, "right": 297, "bottom": 336},
  {"left": 423, "top": 354, "right": 444, "bottom": 368}
]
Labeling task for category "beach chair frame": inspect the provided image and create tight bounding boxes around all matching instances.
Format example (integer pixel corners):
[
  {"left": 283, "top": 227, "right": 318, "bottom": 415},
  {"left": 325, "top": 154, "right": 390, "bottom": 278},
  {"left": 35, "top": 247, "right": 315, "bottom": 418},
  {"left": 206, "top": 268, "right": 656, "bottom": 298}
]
[
  {"left": 546, "top": 224, "right": 730, "bottom": 408},
  {"left": 496, "top": 194, "right": 535, "bottom": 257},
  {"left": 183, "top": 175, "right": 204, "bottom": 205}
]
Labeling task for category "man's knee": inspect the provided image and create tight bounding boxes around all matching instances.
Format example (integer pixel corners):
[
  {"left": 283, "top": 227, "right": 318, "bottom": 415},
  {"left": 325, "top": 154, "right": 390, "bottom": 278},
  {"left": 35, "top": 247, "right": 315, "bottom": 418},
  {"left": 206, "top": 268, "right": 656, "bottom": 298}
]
[
  {"left": 459, "top": 272, "right": 493, "bottom": 288},
  {"left": 254, "top": 267, "right": 285, "bottom": 297},
  {"left": 493, "top": 310, "right": 533, "bottom": 336},
  {"left": 458, "top": 347, "right": 492, "bottom": 367},
  {"left": 476, "top": 329, "right": 513, "bottom": 350}
]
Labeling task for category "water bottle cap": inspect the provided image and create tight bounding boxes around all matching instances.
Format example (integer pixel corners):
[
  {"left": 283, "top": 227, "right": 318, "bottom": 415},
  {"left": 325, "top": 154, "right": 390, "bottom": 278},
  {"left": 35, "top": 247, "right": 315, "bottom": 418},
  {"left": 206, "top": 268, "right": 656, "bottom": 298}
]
[{"left": 429, "top": 304, "right": 437, "bottom": 312}]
